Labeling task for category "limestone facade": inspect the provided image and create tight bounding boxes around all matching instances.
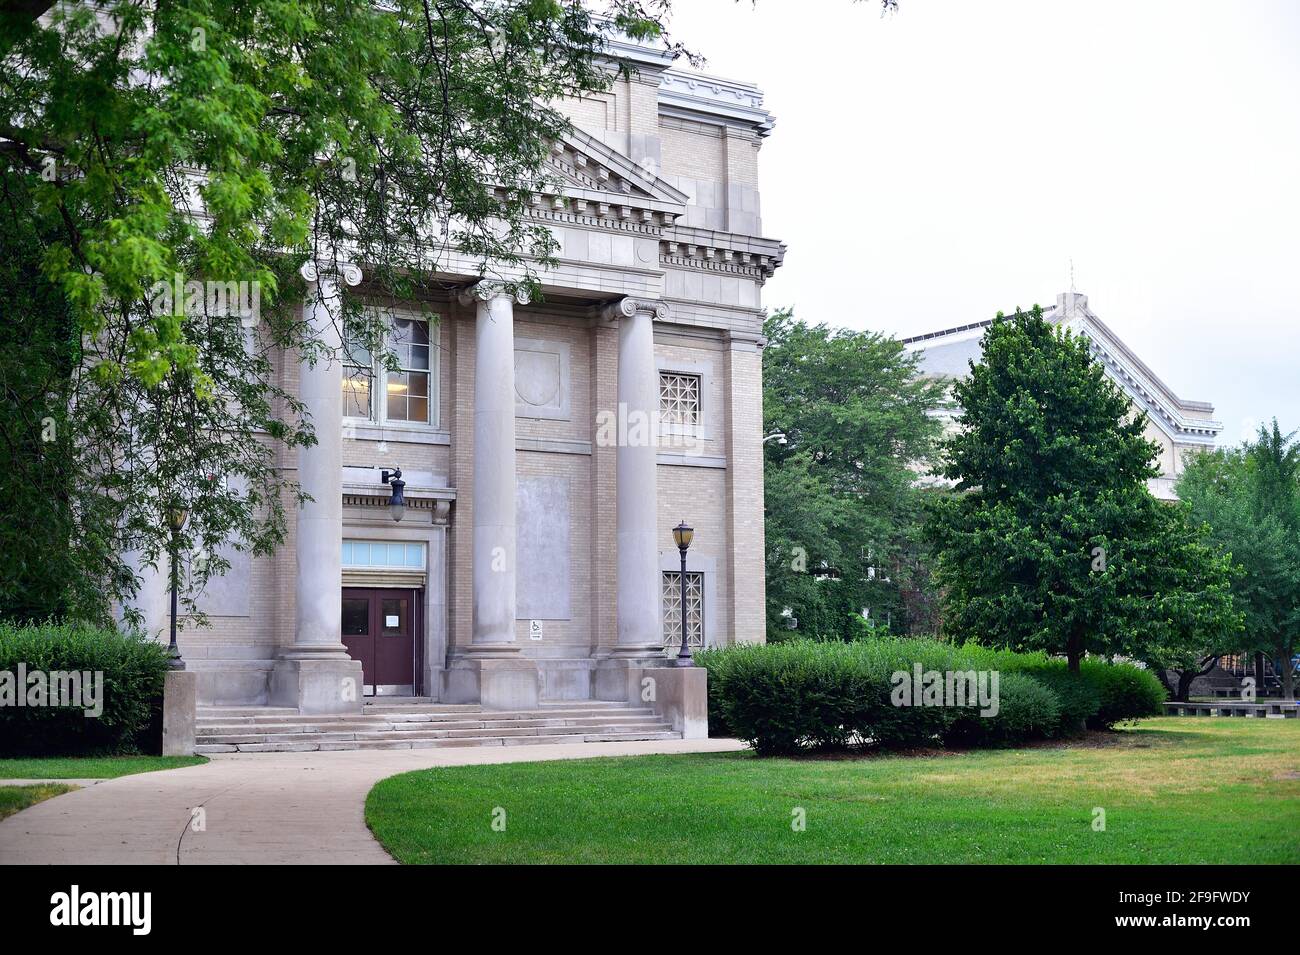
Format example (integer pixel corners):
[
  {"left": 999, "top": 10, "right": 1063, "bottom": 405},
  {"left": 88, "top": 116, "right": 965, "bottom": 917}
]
[{"left": 127, "top": 44, "right": 783, "bottom": 709}]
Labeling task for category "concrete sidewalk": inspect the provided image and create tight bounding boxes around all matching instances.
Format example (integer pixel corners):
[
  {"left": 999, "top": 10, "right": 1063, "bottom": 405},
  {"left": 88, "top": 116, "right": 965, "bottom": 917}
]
[{"left": 0, "top": 737, "right": 746, "bottom": 865}]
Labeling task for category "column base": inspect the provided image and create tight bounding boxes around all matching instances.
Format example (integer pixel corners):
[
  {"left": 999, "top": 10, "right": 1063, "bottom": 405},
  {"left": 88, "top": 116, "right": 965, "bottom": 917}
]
[
  {"left": 270, "top": 655, "right": 364, "bottom": 715},
  {"left": 631, "top": 666, "right": 708, "bottom": 739},
  {"left": 594, "top": 650, "right": 667, "bottom": 702},
  {"left": 444, "top": 655, "right": 539, "bottom": 710},
  {"left": 162, "top": 670, "right": 197, "bottom": 756}
]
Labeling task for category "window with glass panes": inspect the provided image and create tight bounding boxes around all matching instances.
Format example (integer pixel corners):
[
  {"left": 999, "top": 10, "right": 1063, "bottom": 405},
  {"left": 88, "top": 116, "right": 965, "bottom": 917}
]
[
  {"left": 386, "top": 316, "right": 431, "bottom": 423},
  {"left": 662, "top": 571, "right": 704, "bottom": 649},
  {"left": 341, "top": 315, "right": 434, "bottom": 425},
  {"left": 342, "top": 334, "right": 374, "bottom": 419}
]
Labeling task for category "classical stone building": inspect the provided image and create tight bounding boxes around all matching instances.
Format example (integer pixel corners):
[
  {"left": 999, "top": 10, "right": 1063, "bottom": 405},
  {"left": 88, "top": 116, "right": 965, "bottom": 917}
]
[
  {"left": 903, "top": 291, "right": 1222, "bottom": 499},
  {"left": 125, "top": 42, "right": 782, "bottom": 713}
]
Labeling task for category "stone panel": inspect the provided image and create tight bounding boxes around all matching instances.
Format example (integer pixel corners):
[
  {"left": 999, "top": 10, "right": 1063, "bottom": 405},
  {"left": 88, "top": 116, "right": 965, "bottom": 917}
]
[
  {"left": 516, "top": 475, "right": 572, "bottom": 620},
  {"left": 193, "top": 546, "right": 252, "bottom": 617},
  {"left": 514, "top": 338, "right": 571, "bottom": 421}
]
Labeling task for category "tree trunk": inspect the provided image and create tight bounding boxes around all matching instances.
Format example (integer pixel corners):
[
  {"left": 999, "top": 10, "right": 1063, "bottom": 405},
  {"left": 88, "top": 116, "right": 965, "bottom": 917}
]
[
  {"left": 1254, "top": 652, "right": 1266, "bottom": 692},
  {"left": 1067, "top": 633, "right": 1082, "bottom": 673},
  {"left": 1279, "top": 644, "right": 1296, "bottom": 701},
  {"left": 1177, "top": 655, "right": 1220, "bottom": 702}
]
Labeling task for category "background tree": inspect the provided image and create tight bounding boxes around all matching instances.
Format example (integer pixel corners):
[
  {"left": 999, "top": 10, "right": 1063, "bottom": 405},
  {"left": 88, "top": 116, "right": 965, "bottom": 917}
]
[
  {"left": 0, "top": 0, "right": 683, "bottom": 623},
  {"left": 925, "top": 306, "right": 1238, "bottom": 673},
  {"left": 0, "top": 173, "right": 105, "bottom": 621},
  {"left": 762, "top": 308, "right": 945, "bottom": 640},
  {"left": 1178, "top": 421, "right": 1300, "bottom": 698},
  {"left": 1125, "top": 503, "right": 1243, "bottom": 700}
]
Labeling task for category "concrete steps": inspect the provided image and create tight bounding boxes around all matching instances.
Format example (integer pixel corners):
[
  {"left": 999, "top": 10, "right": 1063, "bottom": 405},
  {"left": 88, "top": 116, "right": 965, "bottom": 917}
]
[{"left": 195, "top": 701, "right": 678, "bottom": 753}]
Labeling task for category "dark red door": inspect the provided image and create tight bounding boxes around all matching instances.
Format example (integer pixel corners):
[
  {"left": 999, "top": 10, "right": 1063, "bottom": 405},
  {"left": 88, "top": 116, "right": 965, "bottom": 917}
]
[
  {"left": 341, "top": 588, "right": 420, "bottom": 696},
  {"left": 341, "top": 592, "right": 374, "bottom": 692}
]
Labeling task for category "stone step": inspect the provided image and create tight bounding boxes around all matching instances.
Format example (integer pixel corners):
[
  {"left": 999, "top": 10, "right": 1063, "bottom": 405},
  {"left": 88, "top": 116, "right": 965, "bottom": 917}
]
[
  {"left": 197, "top": 720, "right": 386, "bottom": 734},
  {"left": 380, "top": 708, "right": 657, "bottom": 723},
  {"left": 199, "top": 721, "right": 674, "bottom": 745},
  {"left": 197, "top": 713, "right": 667, "bottom": 736},
  {"left": 196, "top": 706, "right": 656, "bottom": 727},
  {"left": 365, "top": 699, "right": 634, "bottom": 710},
  {"left": 194, "top": 729, "right": 679, "bottom": 754},
  {"left": 199, "top": 723, "right": 674, "bottom": 746},
  {"left": 386, "top": 715, "right": 667, "bottom": 731}
]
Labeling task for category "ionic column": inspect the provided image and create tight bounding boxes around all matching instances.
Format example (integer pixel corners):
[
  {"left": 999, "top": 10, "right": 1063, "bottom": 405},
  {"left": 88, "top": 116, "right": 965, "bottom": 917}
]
[
  {"left": 611, "top": 297, "right": 669, "bottom": 653},
  {"left": 272, "top": 259, "right": 365, "bottom": 714},
  {"left": 459, "top": 283, "right": 529, "bottom": 649},
  {"left": 291, "top": 260, "right": 361, "bottom": 655}
]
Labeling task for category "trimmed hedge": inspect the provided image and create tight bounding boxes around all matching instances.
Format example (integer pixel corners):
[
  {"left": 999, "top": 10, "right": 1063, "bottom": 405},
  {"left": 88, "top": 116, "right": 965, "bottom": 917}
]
[
  {"left": 1078, "top": 658, "right": 1168, "bottom": 729},
  {"left": 0, "top": 622, "right": 171, "bottom": 756},
  {"left": 696, "top": 638, "right": 1164, "bottom": 756}
]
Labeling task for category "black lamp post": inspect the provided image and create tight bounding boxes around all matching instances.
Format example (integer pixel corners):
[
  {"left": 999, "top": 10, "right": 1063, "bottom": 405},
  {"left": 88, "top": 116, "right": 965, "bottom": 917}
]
[
  {"left": 382, "top": 467, "right": 406, "bottom": 522},
  {"left": 166, "top": 504, "right": 188, "bottom": 670},
  {"left": 671, "top": 520, "right": 694, "bottom": 667}
]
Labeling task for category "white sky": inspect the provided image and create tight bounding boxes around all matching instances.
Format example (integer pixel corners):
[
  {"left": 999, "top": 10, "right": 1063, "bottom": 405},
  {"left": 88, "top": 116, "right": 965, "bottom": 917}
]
[{"left": 666, "top": 0, "right": 1300, "bottom": 444}]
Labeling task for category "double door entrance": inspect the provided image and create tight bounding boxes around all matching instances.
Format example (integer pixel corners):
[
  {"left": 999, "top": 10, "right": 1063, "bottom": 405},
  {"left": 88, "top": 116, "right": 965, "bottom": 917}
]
[{"left": 341, "top": 587, "right": 421, "bottom": 696}]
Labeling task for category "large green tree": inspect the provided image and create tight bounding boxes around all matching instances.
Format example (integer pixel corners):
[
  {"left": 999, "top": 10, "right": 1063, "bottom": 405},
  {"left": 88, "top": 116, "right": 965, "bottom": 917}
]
[
  {"left": 0, "top": 0, "right": 683, "bottom": 623},
  {"left": 1178, "top": 422, "right": 1300, "bottom": 698},
  {"left": 762, "top": 308, "right": 945, "bottom": 640},
  {"left": 925, "top": 306, "right": 1239, "bottom": 673}
]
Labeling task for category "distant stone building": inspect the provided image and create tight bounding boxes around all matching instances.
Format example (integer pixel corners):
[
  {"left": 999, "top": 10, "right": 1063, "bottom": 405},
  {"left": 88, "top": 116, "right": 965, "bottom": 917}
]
[{"left": 902, "top": 291, "right": 1222, "bottom": 499}]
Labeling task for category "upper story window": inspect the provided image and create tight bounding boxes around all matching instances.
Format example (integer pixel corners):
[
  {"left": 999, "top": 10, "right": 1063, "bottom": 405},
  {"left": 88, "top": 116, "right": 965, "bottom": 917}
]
[
  {"left": 343, "top": 314, "right": 436, "bottom": 427},
  {"left": 386, "top": 317, "right": 431, "bottom": 423},
  {"left": 342, "top": 337, "right": 374, "bottom": 419},
  {"left": 659, "top": 372, "right": 701, "bottom": 427}
]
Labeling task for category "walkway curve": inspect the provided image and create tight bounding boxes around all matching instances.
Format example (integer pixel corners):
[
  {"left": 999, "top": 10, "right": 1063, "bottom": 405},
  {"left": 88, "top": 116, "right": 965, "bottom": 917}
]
[{"left": 0, "top": 737, "right": 746, "bottom": 865}]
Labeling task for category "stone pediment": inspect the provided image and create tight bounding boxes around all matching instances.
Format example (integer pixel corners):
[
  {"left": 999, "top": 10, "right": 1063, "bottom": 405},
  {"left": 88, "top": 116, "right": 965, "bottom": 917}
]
[{"left": 533, "top": 127, "right": 689, "bottom": 225}]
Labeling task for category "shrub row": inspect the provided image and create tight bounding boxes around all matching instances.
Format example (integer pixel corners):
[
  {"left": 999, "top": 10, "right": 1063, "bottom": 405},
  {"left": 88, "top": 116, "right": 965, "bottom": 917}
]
[
  {"left": 0, "top": 621, "right": 171, "bottom": 756},
  {"left": 695, "top": 638, "right": 1164, "bottom": 757}
]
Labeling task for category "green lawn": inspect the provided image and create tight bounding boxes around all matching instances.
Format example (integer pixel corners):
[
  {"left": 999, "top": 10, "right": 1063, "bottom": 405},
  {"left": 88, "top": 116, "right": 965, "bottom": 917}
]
[
  {"left": 0, "top": 784, "right": 76, "bottom": 822},
  {"left": 366, "top": 718, "right": 1300, "bottom": 864},
  {"left": 0, "top": 755, "right": 207, "bottom": 779}
]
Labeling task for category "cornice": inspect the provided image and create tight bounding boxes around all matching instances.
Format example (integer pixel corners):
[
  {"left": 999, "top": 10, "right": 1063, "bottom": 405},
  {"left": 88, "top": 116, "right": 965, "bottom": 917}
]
[
  {"left": 662, "top": 225, "right": 785, "bottom": 277},
  {"left": 660, "top": 243, "right": 782, "bottom": 278},
  {"left": 523, "top": 196, "right": 676, "bottom": 233},
  {"left": 659, "top": 69, "right": 775, "bottom": 137}
]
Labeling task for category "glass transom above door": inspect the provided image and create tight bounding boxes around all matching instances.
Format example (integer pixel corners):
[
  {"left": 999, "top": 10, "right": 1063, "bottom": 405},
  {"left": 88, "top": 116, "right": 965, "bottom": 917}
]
[{"left": 342, "top": 539, "right": 426, "bottom": 569}]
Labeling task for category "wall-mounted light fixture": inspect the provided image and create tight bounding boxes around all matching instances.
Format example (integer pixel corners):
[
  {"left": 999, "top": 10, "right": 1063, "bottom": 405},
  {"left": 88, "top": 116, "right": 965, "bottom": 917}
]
[{"left": 381, "top": 467, "right": 406, "bottom": 522}]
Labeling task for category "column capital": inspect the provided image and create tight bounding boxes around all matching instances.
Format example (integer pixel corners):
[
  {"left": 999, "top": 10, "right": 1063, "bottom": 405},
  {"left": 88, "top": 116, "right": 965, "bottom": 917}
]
[
  {"left": 601, "top": 297, "right": 669, "bottom": 324},
  {"left": 300, "top": 259, "right": 362, "bottom": 287},
  {"left": 457, "top": 281, "right": 530, "bottom": 308}
]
